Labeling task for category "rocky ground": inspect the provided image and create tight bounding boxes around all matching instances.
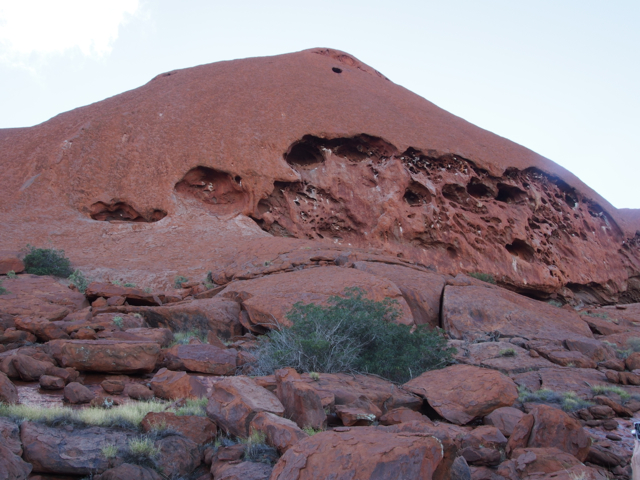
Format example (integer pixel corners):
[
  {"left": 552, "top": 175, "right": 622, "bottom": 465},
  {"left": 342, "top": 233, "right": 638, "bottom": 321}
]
[{"left": 2, "top": 249, "right": 640, "bottom": 480}]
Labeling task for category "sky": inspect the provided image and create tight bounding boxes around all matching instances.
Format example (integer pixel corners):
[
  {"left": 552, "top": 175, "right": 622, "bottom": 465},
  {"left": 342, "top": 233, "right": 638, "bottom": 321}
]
[{"left": 1, "top": 0, "right": 638, "bottom": 209}]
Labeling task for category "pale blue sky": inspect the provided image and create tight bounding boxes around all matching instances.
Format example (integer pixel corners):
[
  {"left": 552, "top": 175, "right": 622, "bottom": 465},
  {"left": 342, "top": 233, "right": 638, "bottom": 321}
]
[{"left": 1, "top": 0, "right": 638, "bottom": 208}]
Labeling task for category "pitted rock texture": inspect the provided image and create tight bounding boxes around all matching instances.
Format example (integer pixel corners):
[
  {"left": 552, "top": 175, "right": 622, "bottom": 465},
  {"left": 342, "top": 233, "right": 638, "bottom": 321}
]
[{"left": 0, "top": 48, "right": 637, "bottom": 300}]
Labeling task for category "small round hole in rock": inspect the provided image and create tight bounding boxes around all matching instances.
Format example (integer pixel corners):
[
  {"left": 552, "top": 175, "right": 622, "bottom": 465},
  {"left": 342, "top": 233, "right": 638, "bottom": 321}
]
[{"left": 332, "top": 67, "right": 342, "bottom": 74}]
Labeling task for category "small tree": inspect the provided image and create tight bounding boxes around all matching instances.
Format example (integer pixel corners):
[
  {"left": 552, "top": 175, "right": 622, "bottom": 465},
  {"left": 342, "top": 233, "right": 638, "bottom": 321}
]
[
  {"left": 23, "top": 245, "right": 73, "bottom": 277},
  {"left": 252, "top": 287, "right": 454, "bottom": 383}
]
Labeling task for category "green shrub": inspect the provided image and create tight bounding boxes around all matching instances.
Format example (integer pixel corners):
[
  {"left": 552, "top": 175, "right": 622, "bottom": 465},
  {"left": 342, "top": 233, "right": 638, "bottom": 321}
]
[
  {"left": 101, "top": 444, "right": 118, "bottom": 458},
  {"left": 124, "top": 283, "right": 137, "bottom": 288},
  {"left": 122, "top": 436, "right": 159, "bottom": 469},
  {"left": 499, "top": 348, "right": 516, "bottom": 357},
  {"left": 6, "top": 270, "right": 16, "bottom": 279},
  {"left": 112, "top": 316, "right": 124, "bottom": 329},
  {"left": 0, "top": 280, "right": 7, "bottom": 296},
  {"left": 68, "top": 270, "right": 89, "bottom": 293},
  {"left": 518, "top": 386, "right": 592, "bottom": 412},
  {"left": 252, "top": 288, "right": 455, "bottom": 383},
  {"left": 591, "top": 384, "right": 630, "bottom": 401},
  {"left": 170, "top": 330, "right": 208, "bottom": 346},
  {"left": 243, "top": 431, "right": 278, "bottom": 465},
  {"left": 174, "top": 275, "right": 189, "bottom": 289},
  {"left": 627, "top": 338, "right": 640, "bottom": 353},
  {"left": 468, "top": 272, "right": 496, "bottom": 284},
  {"left": 23, "top": 245, "right": 73, "bottom": 277}
]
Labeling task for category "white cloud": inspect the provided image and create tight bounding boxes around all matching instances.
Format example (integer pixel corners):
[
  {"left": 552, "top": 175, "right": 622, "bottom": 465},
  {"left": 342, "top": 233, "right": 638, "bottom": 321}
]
[{"left": 0, "top": 0, "right": 139, "bottom": 65}]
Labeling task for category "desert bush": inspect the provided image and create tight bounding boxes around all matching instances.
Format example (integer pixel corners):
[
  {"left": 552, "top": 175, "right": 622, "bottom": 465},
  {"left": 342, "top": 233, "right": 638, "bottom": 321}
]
[
  {"left": 499, "top": 348, "right": 516, "bottom": 357},
  {"left": 243, "top": 431, "right": 278, "bottom": 465},
  {"left": 174, "top": 275, "right": 189, "bottom": 289},
  {"left": 124, "top": 282, "right": 137, "bottom": 288},
  {"left": 101, "top": 443, "right": 118, "bottom": 459},
  {"left": 591, "top": 384, "right": 630, "bottom": 401},
  {"left": 251, "top": 287, "right": 455, "bottom": 383},
  {"left": 6, "top": 270, "right": 16, "bottom": 279},
  {"left": 112, "top": 316, "right": 124, "bottom": 329},
  {"left": 468, "top": 272, "right": 496, "bottom": 284},
  {"left": 122, "top": 436, "right": 159, "bottom": 469},
  {"left": 171, "top": 330, "right": 208, "bottom": 346},
  {"left": 174, "top": 397, "right": 208, "bottom": 417},
  {"left": 68, "top": 269, "right": 89, "bottom": 293},
  {"left": 517, "top": 386, "right": 592, "bottom": 412},
  {"left": 23, "top": 245, "right": 73, "bottom": 277},
  {"left": 0, "top": 279, "right": 7, "bottom": 295}
]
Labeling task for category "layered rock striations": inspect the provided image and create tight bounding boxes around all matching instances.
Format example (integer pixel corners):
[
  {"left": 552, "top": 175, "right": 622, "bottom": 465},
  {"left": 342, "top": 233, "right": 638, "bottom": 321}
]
[{"left": 0, "top": 48, "right": 638, "bottom": 302}]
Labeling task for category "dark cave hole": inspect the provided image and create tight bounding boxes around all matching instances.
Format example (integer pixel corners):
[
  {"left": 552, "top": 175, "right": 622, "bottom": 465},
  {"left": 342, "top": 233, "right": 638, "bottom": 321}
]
[
  {"left": 496, "top": 184, "right": 527, "bottom": 204},
  {"left": 466, "top": 178, "right": 494, "bottom": 198},
  {"left": 90, "top": 201, "right": 166, "bottom": 223},
  {"left": 284, "top": 140, "right": 325, "bottom": 168},
  {"left": 505, "top": 239, "right": 535, "bottom": 262},
  {"left": 332, "top": 67, "right": 342, "bottom": 73},
  {"left": 174, "top": 166, "right": 246, "bottom": 207},
  {"left": 442, "top": 184, "right": 469, "bottom": 204},
  {"left": 403, "top": 183, "right": 432, "bottom": 206}
]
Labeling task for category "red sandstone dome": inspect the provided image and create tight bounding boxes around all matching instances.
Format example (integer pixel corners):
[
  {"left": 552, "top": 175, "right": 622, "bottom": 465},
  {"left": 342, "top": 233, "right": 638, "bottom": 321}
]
[{"left": 0, "top": 48, "right": 638, "bottom": 303}]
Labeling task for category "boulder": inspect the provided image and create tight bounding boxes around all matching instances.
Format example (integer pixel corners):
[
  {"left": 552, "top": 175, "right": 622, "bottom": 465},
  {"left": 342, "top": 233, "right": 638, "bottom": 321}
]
[
  {"left": 442, "top": 285, "right": 593, "bottom": 342},
  {"left": 119, "top": 327, "right": 173, "bottom": 347},
  {"left": 459, "top": 426, "right": 506, "bottom": 467},
  {"left": 206, "top": 376, "right": 285, "bottom": 437},
  {"left": 0, "top": 251, "right": 24, "bottom": 275},
  {"left": 39, "top": 374, "right": 65, "bottom": 390},
  {"left": 0, "top": 328, "right": 36, "bottom": 346},
  {"left": 626, "top": 352, "right": 640, "bottom": 371},
  {"left": 451, "top": 340, "right": 556, "bottom": 374},
  {"left": 0, "top": 275, "right": 87, "bottom": 321},
  {"left": 7, "top": 354, "right": 52, "bottom": 381},
  {"left": 250, "top": 411, "right": 308, "bottom": 453},
  {"left": 500, "top": 447, "right": 583, "bottom": 478},
  {"left": 353, "top": 261, "right": 446, "bottom": 327},
  {"left": 149, "top": 368, "right": 206, "bottom": 400},
  {"left": 512, "top": 367, "right": 608, "bottom": 398},
  {"left": 214, "top": 461, "right": 273, "bottom": 480},
  {"left": 95, "top": 464, "right": 162, "bottom": 480},
  {"left": 270, "top": 427, "right": 444, "bottom": 480},
  {"left": 565, "top": 337, "right": 613, "bottom": 362},
  {"left": 101, "top": 375, "right": 130, "bottom": 394},
  {"left": 0, "top": 371, "right": 18, "bottom": 404},
  {"left": 483, "top": 407, "right": 525, "bottom": 437},
  {"left": 379, "top": 407, "right": 429, "bottom": 426},
  {"left": 220, "top": 266, "right": 414, "bottom": 329},
  {"left": 164, "top": 344, "right": 238, "bottom": 375},
  {"left": 0, "top": 434, "right": 31, "bottom": 480},
  {"left": 123, "top": 383, "right": 154, "bottom": 400},
  {"left": 0, "top": 417, "right": 22, "bottom": 456},
  {"left": 154, "top": 435, "right": 201, "bottom": 478},
  {"left": 64, "top": 382, "right": 95, "bottom": 404},
  {"left": 14, "top": 316, "right": 69, "bottom": 341},
  {"left": 49, "top": 339, "right": 160, "bottom": 374},
  {"left": 139, "top": 297, "right": 243, "bottom": 339},
  {"left": 404, "top": 364, "right": 518, "bottom": 424},
  {"left": 506, "top": 405, "right": 591, "bottom": 462},
  {"left": 141, "top": 412, "right": 217, "bottom": 445},
  {"left": 275, "top": 368, "right": 326, "bottom": 429},
  {"left": 20, "top": 421, "right": 134, "bottom": 475},
  {"left": 530, "top": 345, "right": 597, "bottom": 369}
]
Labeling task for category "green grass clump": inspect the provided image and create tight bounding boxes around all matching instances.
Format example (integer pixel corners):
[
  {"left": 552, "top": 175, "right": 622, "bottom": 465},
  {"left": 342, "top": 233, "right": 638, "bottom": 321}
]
[
  {"left": 518, "top": 386, "right": 592, "bottom": 412},
  {"left": 468, "top": 272, "right": 496, "bottom": 284},
  {"left": 170, "top": 330, "right": 208, "bottom": 346},
  {"left": 174, "top": 397, "right": 208, "bottom": 417},
  {"left": 243, "top": 431, "right": 278, "bottom": 465},
  {"left": 124, "top": 283, "right": 137, "bottom": 288},
  {"left": 591, "top": 384, "right": 631, "bottom": 401},
  {"left": 122, "top": 436, "right": 160, "bottom": 469},
  {"left": 582, "top": 311, "right": 610, "bottom": 320},
  {"left": 174, "top": 275, "right": 189, "bottom": 289},
  {"left": 101, "top": 443, "right": 118, "bottom": 458},
  {"left": 112, "top": 316, "right": 124, "bottom": 329},
  {"left": 0, "top": 400, "right": 169, "bottom": 429},
  {"left": 252, "top": 287, "right": 455, "bottom": 383},
  {"left": 627, "top": 338, "right": 640, "bottom": 353},
  {"left": 68, "top": 269, "right": 89, "bottom": 293},
  {"left": 6, "top": 270, "right": 16, "bottom": 279},
  {"left": 302, "top": 426, "right": 324, "bottom": 436},
  {"left": 23, "top": 245, "right": 73, "bottom": 277},
  {"left": 0, "top": 279, "right": 8, "bottom": 295},
  {"left": 499, "top": 348, "right": 516, "bottom": 357}
]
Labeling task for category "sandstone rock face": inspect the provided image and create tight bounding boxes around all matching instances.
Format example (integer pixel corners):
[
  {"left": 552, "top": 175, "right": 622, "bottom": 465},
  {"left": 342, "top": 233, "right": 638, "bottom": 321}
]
[
  {"left": 443, "top": 285, "right": 593, "bottom": 341},
  {"left": 206, "top": 376, "right": 285, "bottom": 437},
  {"left": 220, "top": 266, "right": 414, "bottom": 329},
  {"left": 0, "top": 48, "right": 638, "bottom": 302},
  {"left": 270, "top": 427, "right": 444, "bottom": 480},
  {"left": 404, "top": 364, "right": 518, "bottom": 424},
  {"left": 0, "top": 418, "right": 22, "bottom": 456},
  {"left": 483, "top": 407, "right": 525, "bottom": 437},
  {"left": 20, "top": 422, "right": 134, "bottom": 475},
  {"left": 275, "top": 368, "right": 326, "bottom": 430},
  {"left": 149, "top": 368, "right": 206, "bottom": 400},
  {"left": 214, "top": 461, "right": 273, "bottom": 480},
  {"left": 164, "top": 344, "right": 237, "bottom": 374},
  {"left": 0, "top": 251, "right": 24, "bottom": 275},
  {"left": 154, "top": 435, "right": 201, "bottom": 478},
  {"left": 95, "top": 464, "right": 162, "bottom": 480},
  {"left": 49, "top": 339, "right": 160, "bottom": 373},
  {"left": 0, "top": 434, "right": 31, "bottom": 480}
]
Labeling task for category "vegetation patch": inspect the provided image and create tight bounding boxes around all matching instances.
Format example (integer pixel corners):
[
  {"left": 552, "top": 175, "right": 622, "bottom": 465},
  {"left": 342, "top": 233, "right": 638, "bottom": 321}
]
[
  {"left": 591, "top": 384, "right": 631, "bottom": 401},
  {"left": 174, "top": 397, "right": 208, "bottom": 417},
  {"left": 518, "top": 386, "right": 593, "bottom": 412},
  {"left": 174, "top": 275, "right": 189, "bottom": 289},
  {"left": 68, "top": 269, "right": 89, "bottom": 293},
  {"left": 6, "top": 270, "right": 16, "bottom": 279},
  {"left": 499, "top": 348, "right": 516, "bottom": 357},
  {"left": 23, "top": 245, "right": 73, "bottom": 277},
  {"left": 252, "top": 287, "right": 455, "bottom": 383},
  {"left": 468, "top": 272, "right": 496, "bottom": 284},
  {"left": 170, "top": 330, "right": 208, "bottom": 346},
  {"left": 0, "top": 279, "right": 8, "bottom": 295},
  {"left": 122, "top": 436, "right": 160, "bottom": 470},
  {"left": 243, "top": 431, "right": 278, "bottom": 465},
  {"left": 0, "top": 400, "right": 170, "bottom": 429}
]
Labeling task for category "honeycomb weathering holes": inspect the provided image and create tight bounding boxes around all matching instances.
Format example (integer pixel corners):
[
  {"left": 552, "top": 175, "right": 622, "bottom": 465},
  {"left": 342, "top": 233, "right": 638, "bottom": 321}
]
[
  {"left": 90, "top": 201, "right": 166, "bottom": 223},
  {"left": 506, "top": 239, "right": 535, "bottom": 262},
  {"left": 174, "top": 166, "right": 247, "bottom": 213}
]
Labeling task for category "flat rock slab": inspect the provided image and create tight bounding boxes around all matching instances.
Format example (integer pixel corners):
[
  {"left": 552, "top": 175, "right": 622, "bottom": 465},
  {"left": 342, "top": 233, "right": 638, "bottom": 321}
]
[
  {"left": 220, "top": 266, "right": 414, "bottom": 329},
  {"left": 353, "top": 261, "right": 446, "bottom": 328},
  {"left": 452, "top": 341, "right": 556, "bottom": 374},
  {"left": 443, "top": 284, "right": 593, "bottom": 342},
  {"left": 49, "top": 339, "right": 160, "bottom": 374},
  {"left": 20, "top": 421, "right": 135, "bottom": 475},
  {"left": 404, "top": 364, "right": 518, "bottom": 425},
  {"left": 164, "top": 344, "right": 237, "bottom": 375},
  {"left": 270, "top": 427, "right": 444, "bottom": 480},
  {"left": 511, "top": 368, "right": 609, "bottom": 398},
  {"left": 0, "top": 275, "right": 88, "bottom": 321}
]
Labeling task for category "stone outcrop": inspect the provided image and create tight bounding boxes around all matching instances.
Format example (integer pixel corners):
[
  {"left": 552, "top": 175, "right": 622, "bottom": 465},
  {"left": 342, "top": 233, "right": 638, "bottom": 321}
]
[{"left": 49, "top": 339, "right": 160, "bottom": 373}]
